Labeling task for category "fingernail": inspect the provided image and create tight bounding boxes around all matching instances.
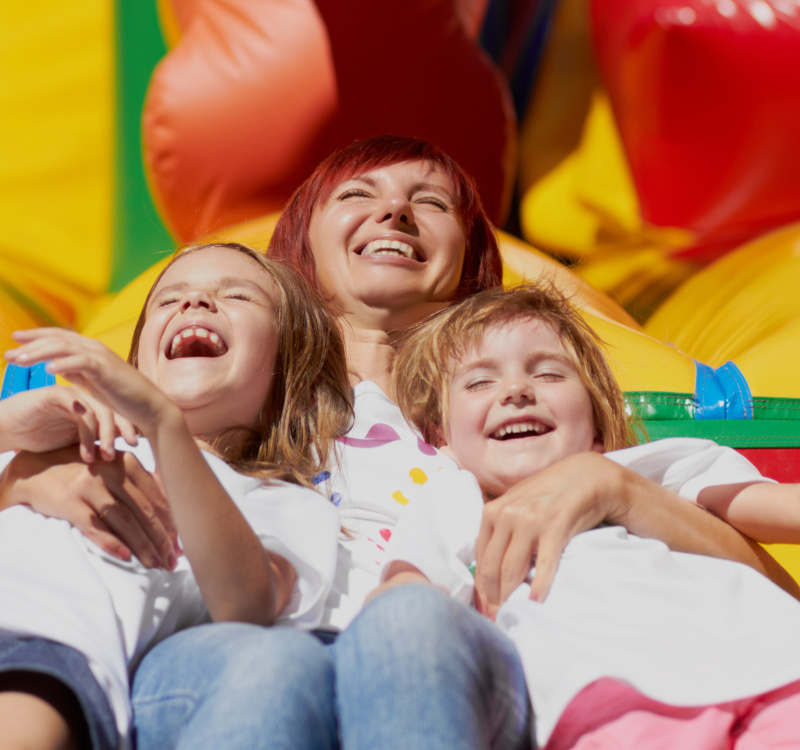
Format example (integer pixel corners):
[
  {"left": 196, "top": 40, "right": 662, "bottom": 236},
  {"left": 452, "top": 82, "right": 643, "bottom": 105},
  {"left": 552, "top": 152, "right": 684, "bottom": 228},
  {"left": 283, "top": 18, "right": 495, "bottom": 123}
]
[
  {"left": 151, "top": 554, "right": 162, "bottom": 569},
  {"left": 166, "top": 553, "right": 177, "bottom": 570}
]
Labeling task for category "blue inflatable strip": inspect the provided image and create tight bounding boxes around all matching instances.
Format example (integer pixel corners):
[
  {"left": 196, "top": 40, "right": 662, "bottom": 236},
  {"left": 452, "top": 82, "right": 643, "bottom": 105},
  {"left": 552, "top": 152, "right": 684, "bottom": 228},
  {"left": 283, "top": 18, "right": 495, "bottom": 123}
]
[
  {"left": 693, "top": 361, "right": 753, "bottom": 420},
  {"left": 0, "top": 363, "right": 56, "bottom": 400}
]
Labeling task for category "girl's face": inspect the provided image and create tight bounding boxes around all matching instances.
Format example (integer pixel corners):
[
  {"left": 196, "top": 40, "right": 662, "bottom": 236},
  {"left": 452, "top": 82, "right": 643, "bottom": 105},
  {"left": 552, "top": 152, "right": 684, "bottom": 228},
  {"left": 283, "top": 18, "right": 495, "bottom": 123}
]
[
  {"left": 442, "top": 317, "right": 602, "bottom": 498},
  {"left": 137, "top": 247, "right": 279, "bottom": 439},
  {"left": 307, "top": 160, "right": 467, "bottom": 327}
]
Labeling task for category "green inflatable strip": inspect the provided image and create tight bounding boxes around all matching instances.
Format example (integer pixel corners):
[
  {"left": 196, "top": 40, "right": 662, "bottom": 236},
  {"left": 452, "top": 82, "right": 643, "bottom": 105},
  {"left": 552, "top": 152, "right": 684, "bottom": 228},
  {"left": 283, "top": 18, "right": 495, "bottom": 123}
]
[
  {"left": 625, "top": 392, "right": 800, "bottom": 424},
  {"left": 625, "top": 392, "right": 800, "bottom": 448},
  {"left": 111, "top": 1, "right": 173, "bottom": 292},
  {"left": 640, "top": 420, "right": 800, "bottom": 449}
]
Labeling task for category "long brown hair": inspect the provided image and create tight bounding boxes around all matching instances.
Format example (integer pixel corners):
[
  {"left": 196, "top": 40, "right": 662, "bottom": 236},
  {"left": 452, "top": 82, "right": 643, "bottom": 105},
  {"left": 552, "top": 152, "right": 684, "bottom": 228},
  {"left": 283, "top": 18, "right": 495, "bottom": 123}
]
[{"left": 129, "top": 242, "right": 353, "bottom": 486}]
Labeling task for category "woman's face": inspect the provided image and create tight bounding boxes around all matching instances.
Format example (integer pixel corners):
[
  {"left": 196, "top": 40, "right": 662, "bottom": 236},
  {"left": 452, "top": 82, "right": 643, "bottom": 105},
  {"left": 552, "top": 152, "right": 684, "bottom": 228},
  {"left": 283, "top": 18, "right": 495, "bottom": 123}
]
[{"left": 307, "top": 160, "right": 466, "bottom": 326}]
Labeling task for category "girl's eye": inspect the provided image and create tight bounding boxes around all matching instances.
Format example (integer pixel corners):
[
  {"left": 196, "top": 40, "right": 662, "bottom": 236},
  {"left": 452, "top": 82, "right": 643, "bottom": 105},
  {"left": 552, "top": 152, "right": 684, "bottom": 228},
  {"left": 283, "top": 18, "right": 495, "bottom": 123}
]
[
  {"left": 534, "top": 371, "right": 566, "bottom": 382},
  {"left": 465, "top": 379, "right": 493, "bottom": 391},
  {"left": 156, "top": 297, "right": 179, "bottom": 308},
  {"left": 417, "top": 197, "right": 449, "bottom": 211},
  {"left": 225, "top": 293, "right": 252, "bottom": 301}
]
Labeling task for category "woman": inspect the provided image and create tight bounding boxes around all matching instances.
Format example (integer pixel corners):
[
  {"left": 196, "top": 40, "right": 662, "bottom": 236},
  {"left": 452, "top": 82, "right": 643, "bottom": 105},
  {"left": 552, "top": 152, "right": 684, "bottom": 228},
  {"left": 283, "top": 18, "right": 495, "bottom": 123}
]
[{"left": 0, "top": 136, "right": 784, "bottom": 750}]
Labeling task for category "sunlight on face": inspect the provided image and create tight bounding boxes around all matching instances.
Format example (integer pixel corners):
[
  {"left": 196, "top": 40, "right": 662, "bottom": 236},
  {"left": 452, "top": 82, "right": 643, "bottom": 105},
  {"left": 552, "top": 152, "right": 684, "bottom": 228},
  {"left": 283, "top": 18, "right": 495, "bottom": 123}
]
[
  {"left": 308, "top": 160, "right": 466, "bottom": 328},
  {"left": 137, "top": 247, "right": 280, "bottom": 439},
  {"left": 444, "top": 318, "right": 600, "bottom": 497}
]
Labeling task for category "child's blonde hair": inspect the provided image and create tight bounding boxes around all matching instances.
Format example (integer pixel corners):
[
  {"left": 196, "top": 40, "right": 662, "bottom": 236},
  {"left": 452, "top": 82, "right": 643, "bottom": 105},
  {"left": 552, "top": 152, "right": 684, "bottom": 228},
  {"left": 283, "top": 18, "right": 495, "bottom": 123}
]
[
  {"left": 394, "top": 283, "right": 633, "bottom": 452},
  {"left": 128, "top": 243, "right": 353, "bottom": 487}
]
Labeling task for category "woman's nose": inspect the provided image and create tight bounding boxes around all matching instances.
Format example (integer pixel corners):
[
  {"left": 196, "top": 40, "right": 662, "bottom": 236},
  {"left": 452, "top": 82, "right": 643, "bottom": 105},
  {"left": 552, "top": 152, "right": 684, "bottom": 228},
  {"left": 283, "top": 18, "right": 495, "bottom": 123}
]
[
  {"left": 181, "top": 290, "right": 216, "bottom": 311},
  {"left": 376, "top": 194, "right": 415, "bottom": 227}
]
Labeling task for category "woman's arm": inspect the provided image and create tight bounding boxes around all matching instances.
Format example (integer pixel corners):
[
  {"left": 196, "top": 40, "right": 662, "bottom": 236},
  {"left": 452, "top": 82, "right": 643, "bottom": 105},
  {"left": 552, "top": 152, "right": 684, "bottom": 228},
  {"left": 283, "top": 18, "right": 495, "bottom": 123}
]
[
  {"left": 475, "top": 452, "right": 800, "bottom": 617},
  {"left": 0, "top": 445, "right": 178, "bottom": 568},
  {"left": 0, "top": 385, "right": 137, "bottom": 461},
  {"left": 697, "top": 482, "right": 800, "bottom": 545},
  {"left": 6, "top": 328, "right": 296, "bottom": 625}
]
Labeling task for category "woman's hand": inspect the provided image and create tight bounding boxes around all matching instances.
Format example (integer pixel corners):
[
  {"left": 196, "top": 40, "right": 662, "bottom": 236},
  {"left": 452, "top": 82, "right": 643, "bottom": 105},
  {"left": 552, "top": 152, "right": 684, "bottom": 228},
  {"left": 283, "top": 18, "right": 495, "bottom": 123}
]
[
  {"left": 0, "top": 445, "right": 179, "bottom": 568},
  {"left": 6, "top": 328, "right": 173, "bottom": 435},
  {"left": 0, "top": 385, "right": 138, "bottom": 463},
  {"left": 474, "top": 453, "right": 628, "bottom": 618}
]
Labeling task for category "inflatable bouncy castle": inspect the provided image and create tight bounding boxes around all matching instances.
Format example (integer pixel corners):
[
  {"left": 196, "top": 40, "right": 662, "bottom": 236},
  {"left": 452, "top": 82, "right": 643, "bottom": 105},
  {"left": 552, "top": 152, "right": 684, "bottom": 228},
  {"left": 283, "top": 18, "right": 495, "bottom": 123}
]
[{"left": 3, "top": 0, "right": 800, "bottom": 574}]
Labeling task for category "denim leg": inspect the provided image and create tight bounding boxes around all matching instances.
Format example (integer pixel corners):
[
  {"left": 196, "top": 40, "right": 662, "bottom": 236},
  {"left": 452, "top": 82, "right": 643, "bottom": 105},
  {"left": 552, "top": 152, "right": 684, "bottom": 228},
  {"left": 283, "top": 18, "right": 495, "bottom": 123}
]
[
  {"left": 131, "top": 623, "right": 337, "bottom": 750},
  {"left": 333, "top": 584, "right": 533, "bottom": 750}
]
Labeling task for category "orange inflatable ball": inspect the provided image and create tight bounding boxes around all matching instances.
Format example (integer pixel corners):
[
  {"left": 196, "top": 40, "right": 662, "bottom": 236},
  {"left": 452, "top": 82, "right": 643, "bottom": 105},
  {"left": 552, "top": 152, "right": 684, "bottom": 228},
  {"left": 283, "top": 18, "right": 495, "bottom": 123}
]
[{"left": 144, "top": 0, "right": 515, "bottom": 241}]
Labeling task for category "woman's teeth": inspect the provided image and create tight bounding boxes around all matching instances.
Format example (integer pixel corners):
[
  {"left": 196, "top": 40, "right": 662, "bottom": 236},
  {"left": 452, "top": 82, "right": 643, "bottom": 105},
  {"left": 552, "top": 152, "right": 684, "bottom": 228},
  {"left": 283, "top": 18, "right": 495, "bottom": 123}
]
[
  {"left": 492, "top": 422, "right": 548, "bottom": 439},
  {"left": 362, "top": 239, "right": 415, "bottom": 259},
  {"left": 168, "top": 326, "right": 226, "bottom": 358}
]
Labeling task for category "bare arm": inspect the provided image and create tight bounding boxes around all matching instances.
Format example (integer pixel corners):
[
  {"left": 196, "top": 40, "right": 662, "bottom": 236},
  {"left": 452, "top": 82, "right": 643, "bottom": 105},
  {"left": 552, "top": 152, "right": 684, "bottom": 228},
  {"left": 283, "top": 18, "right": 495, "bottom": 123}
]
[
  {"left": 475, "top": 452, "right": 799, "bottom": 617},
  {"left": 697, "top": 482, "right": 800, "bottom": 545},
  {"left": 0, "top": 385, "right": 137, "bottom": 461},
  {"left": 6, "top": 329, "right": 295, "bottom": 625},
  {"left": 0, "top": 445, "right": 178, "bottom": 568}
]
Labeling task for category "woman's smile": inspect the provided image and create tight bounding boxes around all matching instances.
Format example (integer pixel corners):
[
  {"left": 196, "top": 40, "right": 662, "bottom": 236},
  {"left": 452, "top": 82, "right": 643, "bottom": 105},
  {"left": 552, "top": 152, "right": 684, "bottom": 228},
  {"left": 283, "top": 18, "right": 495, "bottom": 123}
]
[{"left": 307, "top": 160, "right": 466, "bottom": 324}]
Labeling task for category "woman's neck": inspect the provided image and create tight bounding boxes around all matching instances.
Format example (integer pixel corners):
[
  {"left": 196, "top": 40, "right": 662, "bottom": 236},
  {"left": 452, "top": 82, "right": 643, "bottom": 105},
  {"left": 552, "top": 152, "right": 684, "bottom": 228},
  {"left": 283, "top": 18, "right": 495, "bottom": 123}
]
[{"left": 341, "top": 320, "right": 397, "bottom": 398}]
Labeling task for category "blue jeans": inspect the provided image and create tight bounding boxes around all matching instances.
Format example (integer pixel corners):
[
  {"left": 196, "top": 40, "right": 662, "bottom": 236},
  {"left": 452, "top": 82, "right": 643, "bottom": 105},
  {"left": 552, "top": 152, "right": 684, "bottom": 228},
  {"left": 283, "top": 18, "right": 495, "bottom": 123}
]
[
  {"left": 131, "top": 586, "right": 532, "bottom": 750},
  {"left": 131, "top": 623, "right": 337, "bottom": 750},
  {"left": 334, "top": 585, "right": 532, "bottom": 750}
]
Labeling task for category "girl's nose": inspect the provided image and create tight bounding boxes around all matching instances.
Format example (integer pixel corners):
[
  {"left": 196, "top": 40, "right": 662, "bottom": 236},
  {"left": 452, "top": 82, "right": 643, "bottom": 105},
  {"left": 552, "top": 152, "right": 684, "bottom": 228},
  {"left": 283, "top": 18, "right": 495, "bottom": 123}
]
[
  {"left": 501, "top": 378, "right": 536, "bottom": 405},
  {"left": 376, "top": 194, "right": 415, "bottom": 227},
  {"left": 181, "top": 290, "right": 217, "bottom": 311}
]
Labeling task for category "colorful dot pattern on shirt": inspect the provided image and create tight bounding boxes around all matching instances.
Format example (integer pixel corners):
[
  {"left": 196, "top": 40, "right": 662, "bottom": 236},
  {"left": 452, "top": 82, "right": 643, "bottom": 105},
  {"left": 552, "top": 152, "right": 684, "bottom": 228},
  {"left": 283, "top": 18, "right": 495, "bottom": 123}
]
[
  {"left": 409, "top": 468, "right": 428, "bottom": 485},
  {"left": 391, "top": 491, "right": 410, "bottom": 506}
]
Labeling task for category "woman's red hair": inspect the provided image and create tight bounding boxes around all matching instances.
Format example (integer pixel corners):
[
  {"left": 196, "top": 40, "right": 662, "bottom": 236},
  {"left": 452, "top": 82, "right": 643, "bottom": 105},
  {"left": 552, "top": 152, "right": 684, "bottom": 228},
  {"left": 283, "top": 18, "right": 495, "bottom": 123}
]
[{"left": 268, "top": 135, "right": 502, "bottom": 300}]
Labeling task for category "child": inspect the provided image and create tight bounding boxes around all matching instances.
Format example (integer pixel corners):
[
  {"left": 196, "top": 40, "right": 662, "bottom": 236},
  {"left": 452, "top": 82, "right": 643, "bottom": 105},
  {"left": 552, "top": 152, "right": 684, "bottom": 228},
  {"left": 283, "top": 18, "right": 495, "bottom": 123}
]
[
  {"left": 385, "top": 283, "right": 800, "bottom": 750},
  {"left": 0, "top": 243, "right": 351, "bottom": 750}
]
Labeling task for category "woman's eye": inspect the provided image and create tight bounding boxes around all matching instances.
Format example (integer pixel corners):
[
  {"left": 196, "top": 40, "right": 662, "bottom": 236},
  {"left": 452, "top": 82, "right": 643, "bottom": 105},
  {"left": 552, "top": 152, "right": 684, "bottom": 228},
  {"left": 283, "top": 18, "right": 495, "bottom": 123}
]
[
  {"left": 337, "top": 188, "right": 371, "bottom": 201},
  {"left": 418, "top": 197, "right": 449, "bottom": 211}
]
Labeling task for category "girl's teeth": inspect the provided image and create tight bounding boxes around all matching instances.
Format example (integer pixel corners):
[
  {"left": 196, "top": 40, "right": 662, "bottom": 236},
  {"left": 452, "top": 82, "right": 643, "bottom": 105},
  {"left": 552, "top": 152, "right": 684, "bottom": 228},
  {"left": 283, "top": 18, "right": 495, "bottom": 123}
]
[
  {"left": 495, "top": 422, "right": 543, "bottom": 438},
  {"left": 169, "top": 327, "right": 225, "bottom": 357}
]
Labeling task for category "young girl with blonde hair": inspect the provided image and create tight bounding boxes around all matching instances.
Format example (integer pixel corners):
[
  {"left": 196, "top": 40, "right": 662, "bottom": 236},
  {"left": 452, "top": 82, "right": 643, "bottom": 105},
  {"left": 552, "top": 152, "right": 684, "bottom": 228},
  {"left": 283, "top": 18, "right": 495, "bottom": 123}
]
[{"left": 386, "top": 282, "right": 800, "bottom": 749}]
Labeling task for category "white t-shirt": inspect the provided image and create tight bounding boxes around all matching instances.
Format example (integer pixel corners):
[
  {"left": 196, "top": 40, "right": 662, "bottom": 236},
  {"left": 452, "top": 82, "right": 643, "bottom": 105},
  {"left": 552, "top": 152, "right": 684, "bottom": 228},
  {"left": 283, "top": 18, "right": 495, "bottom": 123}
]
[
  {"left": 314, "top": 381, "right": 460, "bottom": 630},
  {"left": 0, "top": 439, "right": 338, "bottom": 747},
  {"left": 381, "top": 438, "right": 800, "bottom": 747}
]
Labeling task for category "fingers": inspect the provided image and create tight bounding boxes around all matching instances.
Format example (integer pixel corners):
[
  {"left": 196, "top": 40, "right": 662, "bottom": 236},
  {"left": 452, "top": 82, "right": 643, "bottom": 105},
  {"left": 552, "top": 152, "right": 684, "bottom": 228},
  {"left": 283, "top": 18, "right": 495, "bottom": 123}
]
[
  {"left": 114, "top": 415, "right": 139, "bottom": 448},
  {"left": 89, "top": 496, "right": 164, "bottom": 569},
  {"left": 527, "top": 534, "right": 564, "bottom": 603},
  {"left": 474, "top": 502, "right": 512, "bottom": 612},
  {"left": 72, "top": 399, "right": 99, "bottom": 463},
  {"left": 119, "top": 453, "right": 180, "bottom": 562}
]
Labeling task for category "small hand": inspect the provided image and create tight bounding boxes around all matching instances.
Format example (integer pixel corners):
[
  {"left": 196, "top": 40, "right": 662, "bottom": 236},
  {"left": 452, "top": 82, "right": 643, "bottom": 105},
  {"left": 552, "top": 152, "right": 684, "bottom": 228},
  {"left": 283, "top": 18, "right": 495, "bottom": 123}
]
[
  {"left": 6, "top": 328, "right": 171, "bottom": 435},
  {"left": 474, "top": 452, "right": 626, "bottom": 617},
  {"left": 0, "top": 445, "right": 180, "bottom": 569},
  {"left": 0, "top": 385, "right": 138, "bottom": 462}
]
